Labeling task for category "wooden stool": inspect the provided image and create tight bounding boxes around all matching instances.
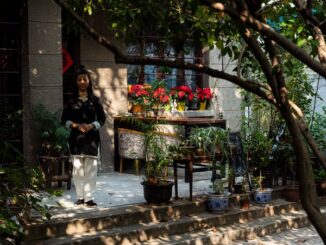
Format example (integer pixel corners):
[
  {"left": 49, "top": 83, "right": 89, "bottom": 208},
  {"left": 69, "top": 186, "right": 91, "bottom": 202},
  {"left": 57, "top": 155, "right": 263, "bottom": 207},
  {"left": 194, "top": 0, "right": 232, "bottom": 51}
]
[{"left": 39, "top": 156, "right": 72, "bottom": 190}]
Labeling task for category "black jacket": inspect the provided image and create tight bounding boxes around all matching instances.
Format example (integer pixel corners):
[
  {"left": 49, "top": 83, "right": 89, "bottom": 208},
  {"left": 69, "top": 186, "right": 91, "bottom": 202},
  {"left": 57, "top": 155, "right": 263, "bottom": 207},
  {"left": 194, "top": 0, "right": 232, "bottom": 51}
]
[{"left": 61, "top": 95, "right": 106, "bottom": 156}]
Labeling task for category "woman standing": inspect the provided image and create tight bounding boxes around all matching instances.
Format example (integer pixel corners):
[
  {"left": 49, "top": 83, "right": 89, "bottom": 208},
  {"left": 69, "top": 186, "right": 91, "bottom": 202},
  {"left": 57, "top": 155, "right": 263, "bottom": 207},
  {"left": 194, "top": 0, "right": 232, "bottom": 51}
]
[{"left": 62, "top": 65, "right": 106, "bottom": 207}]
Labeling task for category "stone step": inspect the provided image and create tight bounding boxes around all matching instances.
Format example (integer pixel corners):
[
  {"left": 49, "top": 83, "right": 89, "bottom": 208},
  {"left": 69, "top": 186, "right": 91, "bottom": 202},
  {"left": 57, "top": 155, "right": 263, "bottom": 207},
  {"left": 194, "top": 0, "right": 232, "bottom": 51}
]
[
  {"left": 142, "top": 207, "right": 326, "bottom": 245},
  {"left": 24, "top": 188, "right": 286, "bottom": 241},
  {"left": 24, "top": 199, "right": 308, "bottom": 245},
  {"left": 23, "top": 196, "right": 208, "bottom": 241}
]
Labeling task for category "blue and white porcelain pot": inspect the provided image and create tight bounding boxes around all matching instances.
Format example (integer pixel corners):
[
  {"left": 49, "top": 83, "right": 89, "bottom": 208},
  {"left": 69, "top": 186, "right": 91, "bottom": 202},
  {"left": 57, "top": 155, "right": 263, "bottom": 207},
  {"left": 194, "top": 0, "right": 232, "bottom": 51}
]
[
  {"left": 254, "top": 188, "right": 273, "bottom": 204},
  {"left": 206, "top": 192, "right": 231, "bottom": 213}
]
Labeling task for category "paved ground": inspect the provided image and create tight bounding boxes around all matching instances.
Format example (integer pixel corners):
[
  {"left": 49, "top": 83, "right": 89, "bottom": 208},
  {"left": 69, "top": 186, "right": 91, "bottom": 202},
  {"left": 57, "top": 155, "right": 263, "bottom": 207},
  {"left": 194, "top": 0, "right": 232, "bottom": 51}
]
[
  {"left": 42, "top": 172, "right": 324, "bottom": 245},
  {"left": 42, "top": 171, "right": 212, "bottom": 209}
]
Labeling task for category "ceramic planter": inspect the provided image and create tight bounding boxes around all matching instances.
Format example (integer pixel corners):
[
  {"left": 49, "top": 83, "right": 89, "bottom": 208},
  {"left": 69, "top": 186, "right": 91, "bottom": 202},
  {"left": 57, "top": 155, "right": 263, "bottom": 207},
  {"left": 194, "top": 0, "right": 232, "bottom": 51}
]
[
  {"left": 199, "top": 101, "right": 207, "bottom": 110},
  {"left": 206, "top": 192, "right": 231, "bottom": 213},
  {"left": 254, "top": 188, "right": 273, "bottom": 204},
  {"left": 177, "top": 101, "right": 186, "bottom": 111}
]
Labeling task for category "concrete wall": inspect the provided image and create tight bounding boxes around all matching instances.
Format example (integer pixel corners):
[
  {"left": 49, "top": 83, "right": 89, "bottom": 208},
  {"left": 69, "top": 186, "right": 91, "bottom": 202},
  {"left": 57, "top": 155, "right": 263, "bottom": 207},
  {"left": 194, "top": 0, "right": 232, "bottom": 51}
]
[
  {"left": 203, "top": 48, "right": 242, "bottom": 131},
  {"left": 22, "top": 0, "right": 62, "bottom": 162},
  {"left": 80, "top": 14, "right": 128, "bottom": 172}
]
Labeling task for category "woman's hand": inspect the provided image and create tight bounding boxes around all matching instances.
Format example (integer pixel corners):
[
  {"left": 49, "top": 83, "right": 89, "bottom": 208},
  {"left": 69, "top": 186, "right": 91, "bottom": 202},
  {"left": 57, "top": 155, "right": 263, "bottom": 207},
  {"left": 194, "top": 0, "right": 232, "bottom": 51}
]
[{"left": 78, "top": 123, "right": 94, "bottom": 133}]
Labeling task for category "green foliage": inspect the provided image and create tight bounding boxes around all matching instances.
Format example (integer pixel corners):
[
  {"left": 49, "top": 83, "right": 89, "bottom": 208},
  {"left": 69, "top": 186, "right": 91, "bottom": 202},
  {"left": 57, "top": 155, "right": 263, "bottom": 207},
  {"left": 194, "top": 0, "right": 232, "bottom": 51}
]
[
  {"left": 187, "top": 127, "right": 230, "bottom": 159},
  {"left": 315, "top": 168, "right": 326, "bottom": 182},
  {"left": 119, "top": 116, "right": 174, "bottom": 184},
  {"left": 0, "top": 141, "right": 51, "bottom": 243},
  {"left": 212, "top": 178, "right": 228, "bottom": 195},
  {"left": 32, "top": 104, "right": 70, "bottom": 156},
  {"left": 0, "top": 104, "right": 22, "bottom": 142},
  {"left": 144, "top": 131, "right": 172, "bottom": 183}
]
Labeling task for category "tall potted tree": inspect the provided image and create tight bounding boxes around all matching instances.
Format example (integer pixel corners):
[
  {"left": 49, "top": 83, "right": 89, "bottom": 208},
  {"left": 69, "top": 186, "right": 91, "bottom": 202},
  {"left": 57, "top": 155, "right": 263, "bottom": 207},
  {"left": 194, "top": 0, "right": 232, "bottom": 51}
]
[
  {"left": 141, "top": 129, "right": 180, "bottom": 204},
  {"left": 125, "top": 117, "right": 178, "bottom": 204}
]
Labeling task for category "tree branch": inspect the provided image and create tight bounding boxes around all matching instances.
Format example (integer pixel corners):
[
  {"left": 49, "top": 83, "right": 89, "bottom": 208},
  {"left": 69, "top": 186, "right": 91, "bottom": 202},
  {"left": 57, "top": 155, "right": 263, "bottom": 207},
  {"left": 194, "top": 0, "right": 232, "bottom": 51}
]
[
  {"left": 294, "top": 0, "right": 326, "bottom": 34},
  {"left": 54, "top": 0, "right": 275, "bottom": 106},
  {"left": 201, "top": 0, "right": 326, "bottom": 78}
]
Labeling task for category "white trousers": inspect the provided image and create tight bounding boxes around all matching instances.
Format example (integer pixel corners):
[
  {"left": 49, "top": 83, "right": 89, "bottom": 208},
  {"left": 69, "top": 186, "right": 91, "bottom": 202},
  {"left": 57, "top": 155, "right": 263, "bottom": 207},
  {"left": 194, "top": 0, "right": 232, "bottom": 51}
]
[{"left": 72, "top": 156, "right": 98, "bottom": 202}]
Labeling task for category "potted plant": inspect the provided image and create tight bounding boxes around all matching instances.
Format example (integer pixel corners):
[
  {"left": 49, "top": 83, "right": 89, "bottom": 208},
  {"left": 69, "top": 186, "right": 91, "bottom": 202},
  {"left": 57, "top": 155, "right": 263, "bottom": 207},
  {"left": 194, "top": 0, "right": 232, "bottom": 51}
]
[
  {"left": 32, "top": 104, "right": 71, "bottom": 188},
  {"left": 128, "top": 118, "right": 178, "bottom": 204},
  {"left": 150, "top": 80, "right": 170, "bottom": 116},
  {"left": 206, "top": 163, "right": 231, "bottom": 213},
  {"left": 315, "top": 168, "right": 326, "bottom": 196},
  {"left": 32, "top": 104, "right": 70, "bottom": 157},
  {"left": 128, "top": 84, "right": 150, "bottom": 114},
  {"left": 170, "top": 85, "right": 194, "bottom": 111},
  {"left": 239, "top": 175, "right": 251, "bottom": 209},
  {"left": 283, "top": 157, "right": 301, "bottom": 202},
  {"left": 141, "top": 130, "right": 176, "bottom": 204},
  {"left": 187, "top": 127, "right": 214, "bottom": 159},
  {"left": 196, "top": 87, "right": 213, "bottom": 110},
  {"left": 247, "top": 131, "right": 273, "bottom": 204}
]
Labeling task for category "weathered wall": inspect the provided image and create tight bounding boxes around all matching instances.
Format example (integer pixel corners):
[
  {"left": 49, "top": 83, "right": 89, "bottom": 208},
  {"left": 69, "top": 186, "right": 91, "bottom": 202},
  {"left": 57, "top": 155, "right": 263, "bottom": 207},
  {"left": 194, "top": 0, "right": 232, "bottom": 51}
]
[{"left": 203, "top": 48, "right": 242, "bottom": 131}]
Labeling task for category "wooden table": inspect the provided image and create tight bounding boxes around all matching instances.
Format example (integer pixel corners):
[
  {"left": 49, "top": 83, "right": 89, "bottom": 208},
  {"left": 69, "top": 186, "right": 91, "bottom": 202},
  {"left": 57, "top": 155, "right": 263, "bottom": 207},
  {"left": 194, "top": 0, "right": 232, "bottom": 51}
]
[{"left": 113, "top": 116, "right": 226, "bottom": 172}]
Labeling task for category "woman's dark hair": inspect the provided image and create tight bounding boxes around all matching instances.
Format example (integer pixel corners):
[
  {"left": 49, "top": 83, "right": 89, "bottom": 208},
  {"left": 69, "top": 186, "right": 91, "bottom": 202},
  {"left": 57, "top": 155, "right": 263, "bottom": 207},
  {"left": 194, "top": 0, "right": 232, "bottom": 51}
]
[{"left": 73, "top": 65, "right": 94, "bottom": 96}]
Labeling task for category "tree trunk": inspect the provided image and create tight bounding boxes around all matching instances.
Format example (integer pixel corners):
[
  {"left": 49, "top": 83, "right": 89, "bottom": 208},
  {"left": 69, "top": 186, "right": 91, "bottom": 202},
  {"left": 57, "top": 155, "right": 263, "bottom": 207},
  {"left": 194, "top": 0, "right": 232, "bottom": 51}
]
[{"left": 280, "top": 107, "right": 326, "bottom": 243}]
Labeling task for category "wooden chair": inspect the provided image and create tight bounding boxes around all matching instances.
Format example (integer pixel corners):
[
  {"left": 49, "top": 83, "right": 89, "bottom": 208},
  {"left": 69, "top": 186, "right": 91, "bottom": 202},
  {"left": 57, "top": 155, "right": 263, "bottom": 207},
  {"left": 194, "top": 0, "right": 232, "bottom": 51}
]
[{"left": 118, "top": 128, "right": 146, "bottom": 174}]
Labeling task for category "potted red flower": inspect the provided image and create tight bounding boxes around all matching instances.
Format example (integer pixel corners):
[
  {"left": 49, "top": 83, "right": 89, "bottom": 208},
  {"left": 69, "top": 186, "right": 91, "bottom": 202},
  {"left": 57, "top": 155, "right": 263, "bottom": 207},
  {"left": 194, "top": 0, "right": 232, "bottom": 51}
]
[
  {"left": 128, "top": 84, "right": 150, "bottom": 114},
  {"left": 152, "top": 87, "right": 170, "bottom": 115},
  {"left": 197, "top": 87, "right": 213, "bottom": 110},
  {"left": 170, "top": 85, "right": 194, "bottom": 111}
]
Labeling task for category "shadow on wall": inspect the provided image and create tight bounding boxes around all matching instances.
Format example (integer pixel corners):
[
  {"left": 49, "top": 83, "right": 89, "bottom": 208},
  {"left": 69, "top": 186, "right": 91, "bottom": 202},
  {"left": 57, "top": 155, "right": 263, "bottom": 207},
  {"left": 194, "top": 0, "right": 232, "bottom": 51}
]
[{"left": 88, "top": 65, "right": 128, "bottom": 172}]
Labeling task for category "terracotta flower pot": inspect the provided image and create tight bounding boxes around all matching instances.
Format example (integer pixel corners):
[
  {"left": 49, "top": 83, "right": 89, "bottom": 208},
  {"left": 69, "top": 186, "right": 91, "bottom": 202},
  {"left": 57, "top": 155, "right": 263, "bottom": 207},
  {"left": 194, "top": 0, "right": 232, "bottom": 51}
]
[
  {"left": 240, "top": 199, "right": 250, "bottom": 210},
  {"left": 132, "top": 104, "right": 144, "bottom": 114},
  {"left": 316, "top": 181, "right": 326, "bottom": 196},
  {"left": 283, "top": 186, "right": 300, "bottom": 202}
]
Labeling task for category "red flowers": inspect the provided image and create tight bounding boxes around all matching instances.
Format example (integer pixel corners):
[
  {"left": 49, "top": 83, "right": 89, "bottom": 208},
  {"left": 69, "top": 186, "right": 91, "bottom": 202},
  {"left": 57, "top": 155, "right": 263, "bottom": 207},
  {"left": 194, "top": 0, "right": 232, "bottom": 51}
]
[
  {"left": 197, "top": 87, "right": 213, "bottom": 102},
  {"left": 153, "top": 87, "right": 169, "bottom": 104},
  {"left": 129, "top": 84, "right": 150, "bottom": 104},
  {"left": 170, "top": 85, "right": 194, "bottom": 102}
]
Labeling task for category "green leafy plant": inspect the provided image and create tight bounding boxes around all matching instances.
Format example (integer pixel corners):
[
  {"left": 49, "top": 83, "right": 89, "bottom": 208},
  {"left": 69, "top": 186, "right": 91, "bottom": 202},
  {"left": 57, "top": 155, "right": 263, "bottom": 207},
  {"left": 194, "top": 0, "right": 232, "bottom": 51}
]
[
  {"left": 0, "top": 104, "right": 22, "bottom": 142},
  {"left": 244, "top": 130, "right": 272, "bottom": 191},
  {"left": 188, "top": 127, "right": 213, "bottom": 156},
  {"left": 187, "top": 127, "right": 230, "bottom": 160},
  {"left": 315, "top": 168, "right": 326, "bottom": 182},
  {"left": 0, "top": 141, "right": 51, "bottom": 244},
  {"left": 212, "top": 178, "right": 228, "bottom": 195},
  {"left": 32, "top": 104, "right": 70, "bottom": 156},
  {"left": 120, "top": 116, "right": 176, "bottom": 185},
  {"left": 144, "top": 131, "right": 172, "bottom": 184}
]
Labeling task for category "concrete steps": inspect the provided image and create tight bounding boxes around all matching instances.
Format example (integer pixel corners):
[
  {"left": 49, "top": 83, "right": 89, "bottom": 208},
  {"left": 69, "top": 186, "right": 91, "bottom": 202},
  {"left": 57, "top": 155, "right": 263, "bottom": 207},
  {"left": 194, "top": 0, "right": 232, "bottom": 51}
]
[
  {"left": 143, "top": 207, "right": 326, "bottom": 245},
  {"left": 23, "top": 194, "right": 326, "bottom": 245}
]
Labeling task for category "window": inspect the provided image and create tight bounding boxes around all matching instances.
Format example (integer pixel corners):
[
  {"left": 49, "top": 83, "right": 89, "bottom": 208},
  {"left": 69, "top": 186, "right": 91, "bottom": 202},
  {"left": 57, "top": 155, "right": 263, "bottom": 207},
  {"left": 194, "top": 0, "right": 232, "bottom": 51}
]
[
  {"left": 127, "top": 37, "right": 203, "bottom": 90},
  {"left": 0, "top": 1, "right": 23, "bottom": 155}
]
